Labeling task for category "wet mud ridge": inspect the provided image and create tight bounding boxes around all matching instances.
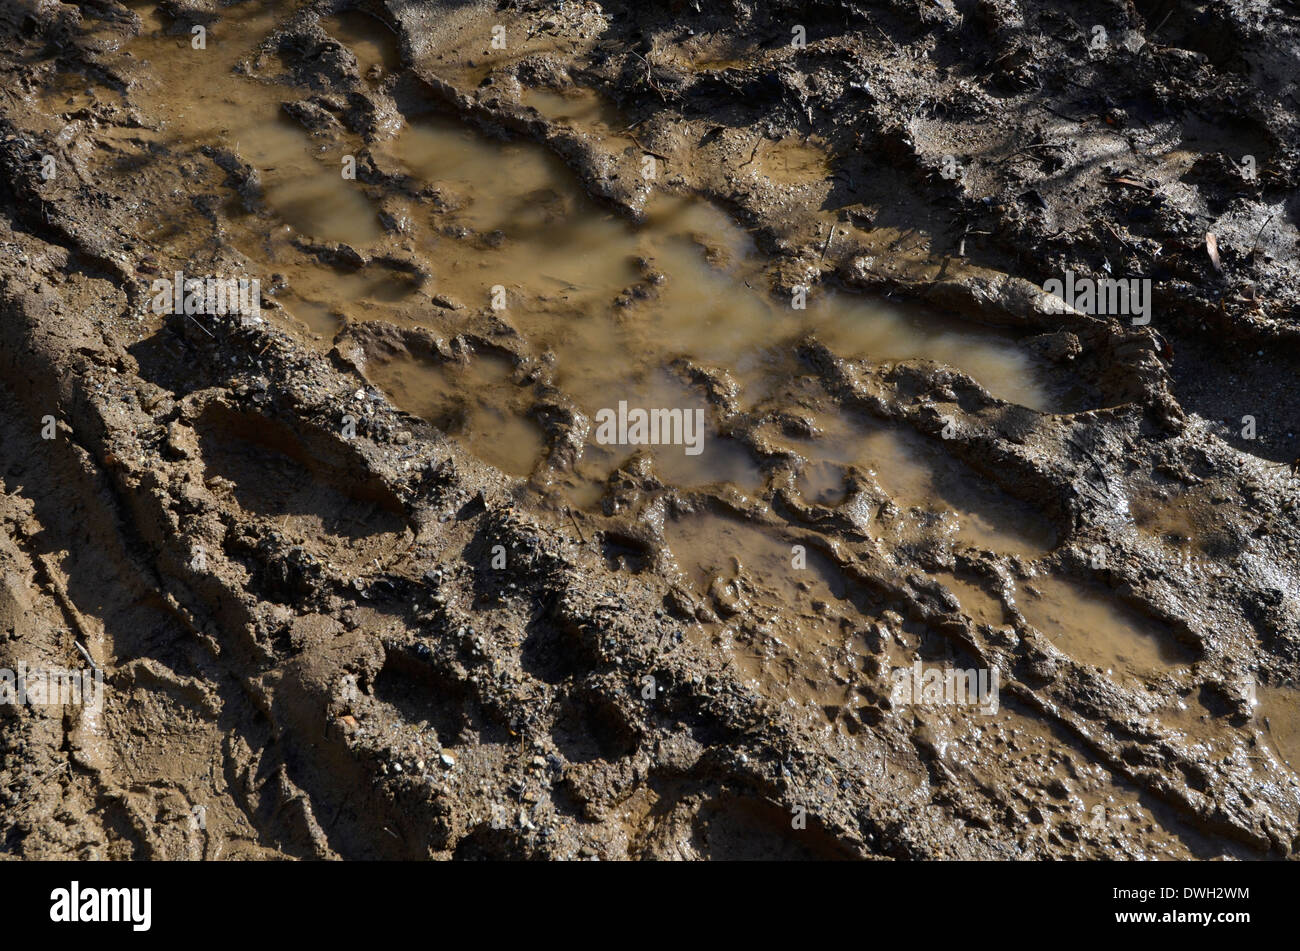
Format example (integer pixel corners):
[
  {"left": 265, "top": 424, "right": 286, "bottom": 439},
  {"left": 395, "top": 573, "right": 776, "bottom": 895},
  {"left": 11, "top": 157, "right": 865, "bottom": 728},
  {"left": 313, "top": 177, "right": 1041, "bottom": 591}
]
[{"left": 1, "top": 0, "right": 1299, "bottom": 859}]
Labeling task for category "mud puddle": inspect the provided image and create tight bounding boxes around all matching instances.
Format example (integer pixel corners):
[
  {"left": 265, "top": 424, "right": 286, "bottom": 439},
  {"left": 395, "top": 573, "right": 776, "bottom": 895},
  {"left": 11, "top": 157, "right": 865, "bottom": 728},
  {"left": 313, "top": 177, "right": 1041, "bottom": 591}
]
[
  {"left": 350, "top": 111, "right": 1069, "bottom": 520},
  {"left": 97, "top": 3, "right": 1079, "bottom": 740},
  {"left": 397, "top": 170, "right": 1059, "bottom": 412},
  {"left": 76, "top": 3, "right": 410, "bottom": 340},
  {"left": 126, "top": 5, "right": 381, "bottom": 245},
  {"left": 663, "top": 511, "right": 874, "bottom": 719},
  {"left": 361, "top": 351, "right": 546, "bottom": 478},
  {"left": 101, "top": 6, "right": 1073, "bottom": 508},
  {"left": 1011, "top": 574, "right": 1189, "bottom": 683},
  {"left": 777, "top": 408, "right": 1055, "bottom": 556}
]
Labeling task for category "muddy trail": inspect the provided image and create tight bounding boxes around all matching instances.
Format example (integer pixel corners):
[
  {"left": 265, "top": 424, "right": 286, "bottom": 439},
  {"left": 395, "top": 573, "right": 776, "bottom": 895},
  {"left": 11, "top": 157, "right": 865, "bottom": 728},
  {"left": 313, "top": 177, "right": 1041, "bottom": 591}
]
[{"left": 0, "top": 0, "right": 1299, "bottom": 860}]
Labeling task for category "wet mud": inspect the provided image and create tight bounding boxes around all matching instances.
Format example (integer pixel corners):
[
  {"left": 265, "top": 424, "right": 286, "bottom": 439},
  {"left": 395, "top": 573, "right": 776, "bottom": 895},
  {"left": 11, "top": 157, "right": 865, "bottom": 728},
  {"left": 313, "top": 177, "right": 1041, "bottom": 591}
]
[{"left": 2, "top": 0, "right": 1299, "bottom": 859}]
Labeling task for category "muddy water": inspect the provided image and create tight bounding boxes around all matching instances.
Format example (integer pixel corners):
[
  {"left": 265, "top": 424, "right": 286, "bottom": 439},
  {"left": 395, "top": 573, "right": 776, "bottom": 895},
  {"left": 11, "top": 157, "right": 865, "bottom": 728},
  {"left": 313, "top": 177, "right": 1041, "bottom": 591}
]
[
  {"left": 571, "top": 368, "right": 766, "bottom": 493},
  {"left": 361, "top": 352, "right": 546, "bottom": 478},
  {"left": 664, "top": 512, "right": 871, "bottom": 715},
  {"left": 94, "top": 4, "right": 419, "bottom": 341},
  {"left": 1258, "top": 686, "right": 1300, "bottom": 772},
  {"left": 519, "top": 86, "right": 635, "bottom": 147},
  {"left": 100, "top": 4, "right": 1106, "bottom": 729},
  {"left": 103, "top": 4, "right": 1067, "bottom": 441},
  {"left": 930, "top": 570, "right": 1005, "bottom": 628},
  {"left": 128, "top": 7, "right": 381, "bottom": 244},
  {"left": 357, "top": 108, "right": 1063, "bottom": 507},
  {"left": 323, "top": 11, "right": 402, "bottom": 78},
  {"left": 381, "top": 161, "right": 1056, "bottom": 409},
  {"left": 777, "top": 410, "right": 1055, "bottom": 555},
  {"left": 1011, "top": 574, "right": 1187, "bottom": 681}
]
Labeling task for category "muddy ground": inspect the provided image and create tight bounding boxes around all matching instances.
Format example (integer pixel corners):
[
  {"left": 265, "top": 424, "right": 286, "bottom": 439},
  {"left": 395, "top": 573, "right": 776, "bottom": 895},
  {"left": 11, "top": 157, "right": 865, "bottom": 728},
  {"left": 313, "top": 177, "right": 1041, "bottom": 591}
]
[{"left": 1, "top": 0, "right": 1299, "bottom": 860}]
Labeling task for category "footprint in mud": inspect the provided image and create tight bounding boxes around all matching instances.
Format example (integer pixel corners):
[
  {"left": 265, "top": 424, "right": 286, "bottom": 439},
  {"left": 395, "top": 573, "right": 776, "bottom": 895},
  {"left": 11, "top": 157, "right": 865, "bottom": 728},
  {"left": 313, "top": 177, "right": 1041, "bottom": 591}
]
[
  {"left": 664, "top": 511, "right": 878, "bottom": 717},
  {"left": 195, "top": 404, "right": 406, "bottom": 540},
  {"left": 781, "top": 411, "right": 1056, "bottom": 556},
  {"left": 572, "top": 369, "right": 765, "bottom": 499},
  {"left": 808, "top": 291, "right": 1063, "bottom": 412},
  {"left": 362, "top": 351, "right": 547, "bottom": 479},
  {"left": 372, "top": 643, "right": 507, "bottom": 749},
  {"left": 1011, "top": 574, "right": 1191, "bottom": 682},
  {"left": 1129, "top": 487, "right": 1250, "bottom": 564},
  {"left": 551, "top": 690, "right": 640, "bottom": 764}
]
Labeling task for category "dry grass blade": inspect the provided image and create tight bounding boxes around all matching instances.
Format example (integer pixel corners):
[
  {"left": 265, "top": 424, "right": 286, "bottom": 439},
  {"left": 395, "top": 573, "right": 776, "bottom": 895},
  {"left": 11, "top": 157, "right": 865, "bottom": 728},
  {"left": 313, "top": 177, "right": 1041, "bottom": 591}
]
[{"left": 1205, "top": 231, "right": 1222, "bottom": 271}]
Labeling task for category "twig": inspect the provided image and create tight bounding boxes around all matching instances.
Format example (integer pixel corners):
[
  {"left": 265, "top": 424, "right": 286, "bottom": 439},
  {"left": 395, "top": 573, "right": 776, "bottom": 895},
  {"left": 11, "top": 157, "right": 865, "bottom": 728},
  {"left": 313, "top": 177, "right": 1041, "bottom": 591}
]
[
  {"left": 186, "top": 313, "right": 214, "bottom": 338},
  {"left": 819, "top": 226, "right": 836, "bottom": 261},
  {"left": 873, "top": 24, "right": 902, "bottom": 56},
  {"left": 625, "top": 129, "right": 668, "bottom": 162},
  {"left": 628, "top": 50, "right": 667, "bottom": 102},
  {"left": 996, "top": 141, "right": 1065, "bottom": 164},
  {"left": 72, "top": 638, "right": 100, "bottom": 673},
  {"left": 1250, "top": 213, "right": 1276, "bottom": 257},
  {"left": 1264, "top": 715, "right": 1291, "bottom": 767},
  {"left": 566, "top": 506, "right": 587, "bottom": 544}
]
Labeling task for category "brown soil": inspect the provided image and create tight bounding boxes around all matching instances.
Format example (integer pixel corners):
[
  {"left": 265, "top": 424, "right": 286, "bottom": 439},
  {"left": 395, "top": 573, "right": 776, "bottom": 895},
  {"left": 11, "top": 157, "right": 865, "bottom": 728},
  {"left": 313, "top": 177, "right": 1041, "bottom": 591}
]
[{"left": 2, "top": 0, "right": 1299, "bottom": 859}]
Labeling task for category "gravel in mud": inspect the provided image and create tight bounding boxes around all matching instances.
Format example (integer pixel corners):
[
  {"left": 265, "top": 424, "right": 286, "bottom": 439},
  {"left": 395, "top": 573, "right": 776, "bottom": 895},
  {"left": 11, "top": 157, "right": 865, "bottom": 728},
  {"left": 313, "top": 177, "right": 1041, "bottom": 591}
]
[{"left": 2, "top": 0, "right": 1300, "bottom": 859}]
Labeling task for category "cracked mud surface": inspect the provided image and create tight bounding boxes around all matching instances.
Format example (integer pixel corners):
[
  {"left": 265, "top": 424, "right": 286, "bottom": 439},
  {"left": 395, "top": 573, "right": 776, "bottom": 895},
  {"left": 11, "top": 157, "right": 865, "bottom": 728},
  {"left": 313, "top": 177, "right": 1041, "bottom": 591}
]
[{"left": 2, "top": 0, "right": 1300, "bottom": 860}]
